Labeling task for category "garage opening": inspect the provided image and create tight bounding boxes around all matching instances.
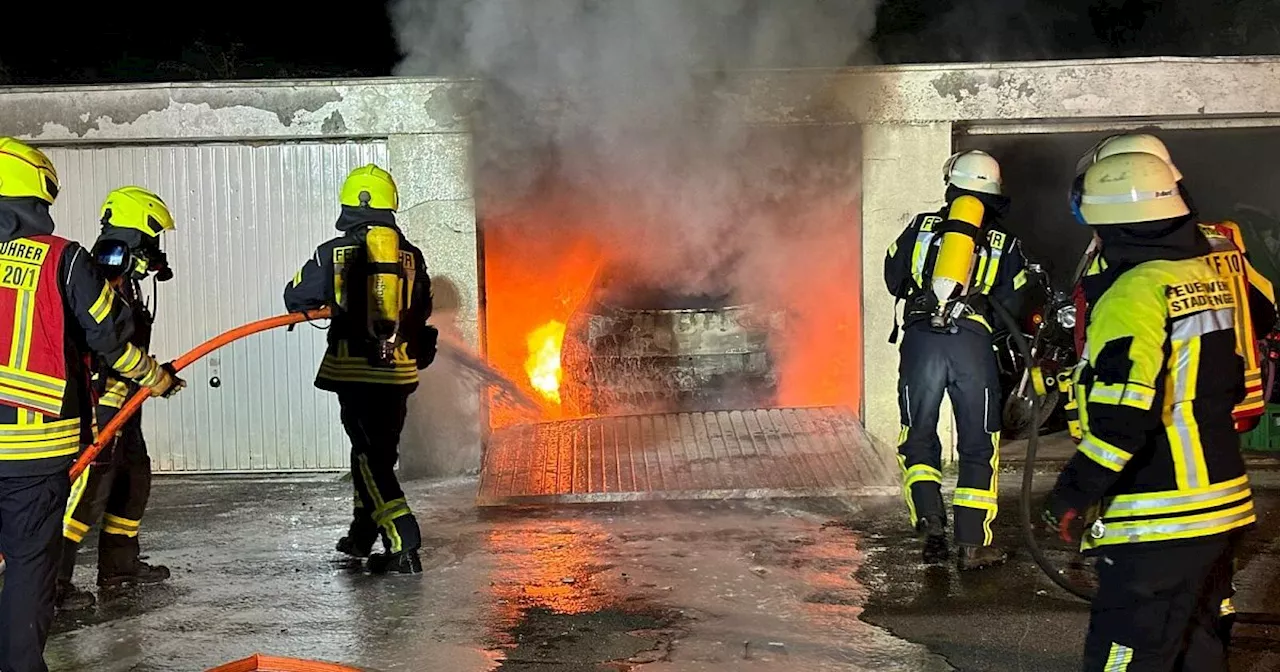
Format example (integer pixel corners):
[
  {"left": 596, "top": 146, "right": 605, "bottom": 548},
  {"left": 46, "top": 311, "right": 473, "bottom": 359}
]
[
  {"left": 475, "top": 125, "right": 893, "bottom": 506},
  {"left": 955, "top": 125, "right": 1280, "bottom": 447},
  {"left": 955, "top": 127, "right": 1280, "bottom": 291}
]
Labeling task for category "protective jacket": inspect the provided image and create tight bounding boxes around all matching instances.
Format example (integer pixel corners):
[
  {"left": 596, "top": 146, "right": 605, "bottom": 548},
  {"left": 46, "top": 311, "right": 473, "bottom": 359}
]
[
  {"left": 1070, "top": 222, "right": 1278, "bottom": 434},
  {"left": 0, "top": 198, "right": 167, "bottom": 476},
  {"left": 1052, "top": 222, "right": 1254, "bottom": 553},
  {"left": 884, "top": 189, "right": 1029, "bottom": 337},
  {"left": 93, "top": 276, "right": 153, "bottom": 412},
  {"left": 284, "top": 207, "right": 433, "bottom": 392}
]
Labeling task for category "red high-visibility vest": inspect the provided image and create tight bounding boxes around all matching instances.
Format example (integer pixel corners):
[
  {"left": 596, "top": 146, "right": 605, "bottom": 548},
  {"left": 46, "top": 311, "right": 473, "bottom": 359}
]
[{"left": 0, "top": 235, "right": 74, "bottom": 417}]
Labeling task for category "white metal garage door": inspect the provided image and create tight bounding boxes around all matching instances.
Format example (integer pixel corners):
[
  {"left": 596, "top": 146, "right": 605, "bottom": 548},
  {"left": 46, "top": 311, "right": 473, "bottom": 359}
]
[{"left": 42, "top": 141, "right": 389, "bottom": 472}]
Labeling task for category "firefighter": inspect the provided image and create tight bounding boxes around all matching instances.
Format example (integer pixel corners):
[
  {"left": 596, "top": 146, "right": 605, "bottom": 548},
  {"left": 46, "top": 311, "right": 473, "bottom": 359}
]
[
  {"left": 283, "top": 164, "right": 435, "bottom": 575},
  {"left": 1043, "top": 152, "right": 1252, "bottom": 671},
  {"left": 1068, "top": 132, "right": 1278, "bottom": 650},
  {"left": 0, "top": 138, "right": 183, "bottom": 672},
  {"left": 56, "top": 186, "right": 178, "bottom": 611},
  {"left": 884, "top": 149, "right": 1030, "bottom": 570},
  {"left": 1073, "top": 132, "right": 1277, "bottom": 429}
]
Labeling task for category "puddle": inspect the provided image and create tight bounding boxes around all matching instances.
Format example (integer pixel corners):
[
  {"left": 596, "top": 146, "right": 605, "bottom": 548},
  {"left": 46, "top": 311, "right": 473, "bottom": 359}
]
[{"left": 492, "top": 606, "right": 684, "bottom": 671}]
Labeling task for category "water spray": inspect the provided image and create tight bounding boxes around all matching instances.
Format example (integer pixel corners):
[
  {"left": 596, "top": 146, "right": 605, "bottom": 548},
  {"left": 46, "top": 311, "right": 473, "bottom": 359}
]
[{"left": 70, "top": 309, "right": 539, "bottom": 481}]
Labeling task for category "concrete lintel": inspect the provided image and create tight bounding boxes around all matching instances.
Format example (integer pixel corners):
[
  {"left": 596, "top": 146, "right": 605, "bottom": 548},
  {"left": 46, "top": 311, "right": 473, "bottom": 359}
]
[
  {"left": 5, "top": 57, "right": 1280, "bottom": 144},
  {"left": 0, "top": 77, "right": 481, "bottom": 143},
  {"left": 716, "top": 57, "right": 1280, "bottom": 126}
]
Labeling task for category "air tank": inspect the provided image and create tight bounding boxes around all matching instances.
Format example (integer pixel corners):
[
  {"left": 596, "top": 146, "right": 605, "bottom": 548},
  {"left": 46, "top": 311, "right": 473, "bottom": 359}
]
[
  {"left": 365, "top": 225, "right": 404, "bottom": 367},
  {"left": 930, "top": 195, "right": 986, "bottom": 328}
]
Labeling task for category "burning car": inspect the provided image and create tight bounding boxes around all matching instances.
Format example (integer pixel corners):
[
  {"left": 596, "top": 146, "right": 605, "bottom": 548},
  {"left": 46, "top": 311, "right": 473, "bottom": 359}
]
[{"left": 559, "top": 263, "right": 784, "bottom": 417}]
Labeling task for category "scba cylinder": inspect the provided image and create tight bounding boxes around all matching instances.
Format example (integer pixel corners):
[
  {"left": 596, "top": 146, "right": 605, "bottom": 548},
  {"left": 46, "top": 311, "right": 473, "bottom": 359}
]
[
  {"left": 930, "top": 195, "right": 986, "bottom": 327},
  {"left": 365, "top": 225, "right": 404, "bottom": 366}
]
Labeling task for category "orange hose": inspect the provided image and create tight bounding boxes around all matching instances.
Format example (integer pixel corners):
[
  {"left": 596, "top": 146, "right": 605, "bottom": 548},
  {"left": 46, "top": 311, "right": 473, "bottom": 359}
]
[{"left": 69, "top": 308, "right": 331, "bottom": 481}]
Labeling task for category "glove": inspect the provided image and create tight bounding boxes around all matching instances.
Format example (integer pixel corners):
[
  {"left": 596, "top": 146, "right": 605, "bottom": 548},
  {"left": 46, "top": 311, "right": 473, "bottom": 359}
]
[
  {"left": 148, "top": 362, "right": 186, "bottom": 398},
  {"left": 1040, "top": 494, "right": 1086, "bottom": 544},
  {"left": 417, "top": 325, "right": 439, "bottom": 370}
]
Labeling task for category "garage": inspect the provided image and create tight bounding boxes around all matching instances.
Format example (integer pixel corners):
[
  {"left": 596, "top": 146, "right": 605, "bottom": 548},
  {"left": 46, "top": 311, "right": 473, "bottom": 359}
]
[{"left": 43, "top": 141, "right": 389, "bottom": 472}]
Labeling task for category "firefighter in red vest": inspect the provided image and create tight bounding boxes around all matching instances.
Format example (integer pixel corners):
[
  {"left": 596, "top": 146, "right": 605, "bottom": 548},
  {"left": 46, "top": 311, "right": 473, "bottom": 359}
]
[
  {"left": 0, "top": 138, "right": 184, "bottom": 672},
  {"left": 56, "top": 187, "right": 177, "bottom": 611}
]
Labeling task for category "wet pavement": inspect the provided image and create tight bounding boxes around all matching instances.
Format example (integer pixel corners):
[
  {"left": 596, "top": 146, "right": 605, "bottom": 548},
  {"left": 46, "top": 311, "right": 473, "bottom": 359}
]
[{"left": 41, "top": 457, "right": 1280, "bottom": 671}]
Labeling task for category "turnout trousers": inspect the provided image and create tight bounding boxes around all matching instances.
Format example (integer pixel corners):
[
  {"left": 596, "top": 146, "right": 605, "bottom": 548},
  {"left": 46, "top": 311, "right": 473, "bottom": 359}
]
[
  {"left": 896, "top": 324, "right": 1002, "bottom": 547},
  {"left": 338, "top": 389, "right": 420, "bottom": 555},
  {"left": 1083, "top": 536, "right": 1237, "bottom": 671},
  {"left": 0, "top": 467, "right": 70, "bottom": 672},
  {"left": 59, "top": 405, "right": 151, "bottom": 582}
]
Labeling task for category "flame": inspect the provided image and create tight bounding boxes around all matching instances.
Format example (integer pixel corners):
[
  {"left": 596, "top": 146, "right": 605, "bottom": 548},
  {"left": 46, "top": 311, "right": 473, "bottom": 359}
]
[
  {"left": 482, "top": 166, "right": 862, "bottom": 429},
  {"left": 525, "top": 320, "right": 567, "bottom": 404}
]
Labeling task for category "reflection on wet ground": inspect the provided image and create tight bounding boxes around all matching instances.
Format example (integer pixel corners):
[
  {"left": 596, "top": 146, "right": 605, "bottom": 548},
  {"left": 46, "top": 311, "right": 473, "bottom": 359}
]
[
  {"left": 38, "top": 470, "right": 1280, "bottom": 671},
  {"left": 44, "top": 476, "right": 946, "bottom": 671}
]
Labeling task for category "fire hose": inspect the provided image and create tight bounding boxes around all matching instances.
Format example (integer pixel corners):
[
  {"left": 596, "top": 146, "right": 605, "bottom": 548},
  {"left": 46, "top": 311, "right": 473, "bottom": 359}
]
[
  {"left": 69, "top": 308, "right": 333, "bottom": 481},
  {"left": 0, "top": 307, "right": 536, "bottom": 575},
  {"left": 992, "top": 298, "right": 1280, "bottom": 628},
  {"left": 989, "top": 297, "right": 1095, "bottom": 602}
]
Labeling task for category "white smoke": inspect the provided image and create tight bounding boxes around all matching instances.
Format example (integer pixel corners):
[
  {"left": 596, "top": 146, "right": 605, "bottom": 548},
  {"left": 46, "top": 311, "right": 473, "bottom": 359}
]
[{"left": 389, "top": 0, "right": 880, "bottom": 295}]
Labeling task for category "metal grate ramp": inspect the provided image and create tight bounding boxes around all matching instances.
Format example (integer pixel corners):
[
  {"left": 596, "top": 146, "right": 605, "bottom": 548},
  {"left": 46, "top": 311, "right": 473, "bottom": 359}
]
[{"left": 477, "top": 406, "right": 897, "bottom": 506}]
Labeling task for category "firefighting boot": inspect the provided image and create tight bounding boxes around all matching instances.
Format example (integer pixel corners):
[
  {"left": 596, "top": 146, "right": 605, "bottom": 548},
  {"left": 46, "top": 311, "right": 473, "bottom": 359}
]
[
  {"left": 917, "top": 515, "right": 949, "bottom": 565},
  {"left": 55, "top": 581, "right": 96, "bottom": 612},
  {"left": 99, "top": 536, "right": 170, "bottom": 587},
  {"left": 336, "top": 535, "right": 375, "bottom": 558},
  {"left": 99, "top": 559, "right": 171, "bottom": 588},
  {"left": 367, "top": 549, "right": 423, "bottom": 575},
  {"left": 55, "top": 538, "right": 95, "bottom": 611},
  {"left": 957, "top": 544, "right": 1008, "bottom": 571},
  {"left": 337, "top": 506, "right": 379, "bottom": 558}
]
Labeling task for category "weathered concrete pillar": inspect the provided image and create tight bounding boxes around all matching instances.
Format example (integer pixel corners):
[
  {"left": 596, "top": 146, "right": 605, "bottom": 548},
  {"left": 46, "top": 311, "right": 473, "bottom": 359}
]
[
  {"left": 860, "top": 123, "right": 957, "bottom": 462},
  {"left": 387, "top": 132, "right": 485, "bottom": 478}
]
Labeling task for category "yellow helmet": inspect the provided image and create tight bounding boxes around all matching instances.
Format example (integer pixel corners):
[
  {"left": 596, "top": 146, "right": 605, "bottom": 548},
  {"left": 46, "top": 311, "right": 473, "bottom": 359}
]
[
  {"left": 1080, "top": 133, "right": 1183, "bottom": 182},
  {"left": 100, "top": 186, "right": 175, "bottom": 237},
  {"left": 340, "top": 164, "right": 398, "bottom": 211},
  {"left": 943, "top": 150, "right": 1002, "bottom": 195},
  {"left": 1079, "top": 152, "right": 1189, "bottom": 226},
  {"left": 0, "top": 138, "right": 59, "bottom": 204}
]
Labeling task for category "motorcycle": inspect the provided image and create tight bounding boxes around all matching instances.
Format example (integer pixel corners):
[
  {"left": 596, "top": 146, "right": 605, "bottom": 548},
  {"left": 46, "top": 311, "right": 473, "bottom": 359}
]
[{"left": 995, "top": 262, "right": 1079, "bottom": 439}]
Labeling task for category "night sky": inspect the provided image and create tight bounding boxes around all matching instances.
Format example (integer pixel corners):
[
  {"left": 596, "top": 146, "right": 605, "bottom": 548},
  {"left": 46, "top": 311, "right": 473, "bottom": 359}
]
[{"left": 1, "top": 1, "right": 1277, "bottom": 85}]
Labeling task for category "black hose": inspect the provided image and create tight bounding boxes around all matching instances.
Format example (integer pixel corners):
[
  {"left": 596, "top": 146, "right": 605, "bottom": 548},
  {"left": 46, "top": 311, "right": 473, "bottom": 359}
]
[{"left": 988, "top": 297, "right": 1095, "bottom": 602}]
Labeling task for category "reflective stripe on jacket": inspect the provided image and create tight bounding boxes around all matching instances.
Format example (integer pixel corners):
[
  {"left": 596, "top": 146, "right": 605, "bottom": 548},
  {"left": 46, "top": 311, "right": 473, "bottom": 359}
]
[
  {"left": 1071, "top": 222, "right": 1277, "bottom": 434},
  {"left": 284, "top": 222, "right": 432, "bottom": 392},
  {"left": 884, "top": 208, "right": 1029, "bottom": 334},
  {"left": 0, "top": 235, "right": 73, "bottom": 417},
  {"left": 1073, "top": 255, "right": 1253, "bottom": 551}
]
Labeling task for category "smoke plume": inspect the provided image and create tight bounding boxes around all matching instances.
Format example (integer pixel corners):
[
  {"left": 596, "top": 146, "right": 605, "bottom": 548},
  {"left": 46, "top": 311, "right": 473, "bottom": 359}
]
[
  {"left": 390, "top": 0, "right": 879, "bottom": 443},
  {"left": 392, "top": 0, "right": 875, "bottom": 285}
]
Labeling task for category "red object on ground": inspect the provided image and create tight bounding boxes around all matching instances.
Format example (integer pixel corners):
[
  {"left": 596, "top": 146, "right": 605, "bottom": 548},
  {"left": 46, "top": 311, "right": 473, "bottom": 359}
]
[
  {"left": 205, "top": 653, "right": 362, "bottom": 672},
  {"left": 69, "top": 309, "right": 331, "bottom": 481}
]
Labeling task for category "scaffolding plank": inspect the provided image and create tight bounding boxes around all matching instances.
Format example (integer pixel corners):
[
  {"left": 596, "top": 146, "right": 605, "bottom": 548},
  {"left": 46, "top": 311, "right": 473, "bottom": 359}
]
[{"left": 478, "top": 406, "right": 898, "bottom": 506}]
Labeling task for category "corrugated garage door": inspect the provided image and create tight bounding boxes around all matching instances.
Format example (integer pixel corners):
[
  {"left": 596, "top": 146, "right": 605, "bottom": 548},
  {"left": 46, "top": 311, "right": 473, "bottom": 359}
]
[{"left": 41, "top": 141, "right": 389, "bottom": 472}]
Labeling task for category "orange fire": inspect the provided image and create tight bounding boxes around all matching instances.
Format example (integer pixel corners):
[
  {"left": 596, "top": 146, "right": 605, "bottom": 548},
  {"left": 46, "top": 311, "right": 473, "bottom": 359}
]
[
  {"left": 482, "top": 160, "right": 862, "bottom": 431},
  {"left": 482, "top": 189, "right": 605, "bottom": 428},
  {"left": 525, "top": 320, "right": 567, "bottom": 404}
]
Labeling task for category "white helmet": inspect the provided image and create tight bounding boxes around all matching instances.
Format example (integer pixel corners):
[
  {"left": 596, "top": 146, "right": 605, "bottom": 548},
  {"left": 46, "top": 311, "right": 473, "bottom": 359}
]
[
  {"left": 943, "top": 150, "right": 1002, "bottom": 196},
  {"left": 1079, "top": 152, "right": 1189, "bottom": 226},
  {"left": 1078, "top": 133, "right": 1183, "bottom": 182}
]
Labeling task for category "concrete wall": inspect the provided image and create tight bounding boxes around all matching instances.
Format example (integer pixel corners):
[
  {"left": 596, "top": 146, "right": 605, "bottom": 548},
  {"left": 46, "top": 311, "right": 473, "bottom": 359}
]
[
  {"left": 860, "top": 124, "right": 955, "bottom": 456},
  {"left": 6, "top": 57, "right": 1280, "bottom": 471},
  {"left": 0, "top": 78, "right": 487, "bottom": 475}
]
